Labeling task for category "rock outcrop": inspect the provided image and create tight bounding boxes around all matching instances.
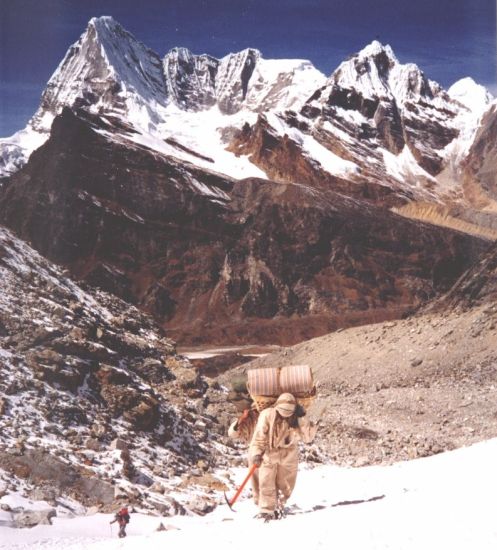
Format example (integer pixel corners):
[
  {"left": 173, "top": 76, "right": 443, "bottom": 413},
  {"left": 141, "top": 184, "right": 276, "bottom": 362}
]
[
  {"left": 461, "top": 102, "right": 497, "bottom": 208},
  {"left": 0, "top": 224, "right": 239, "bottom": 513}
]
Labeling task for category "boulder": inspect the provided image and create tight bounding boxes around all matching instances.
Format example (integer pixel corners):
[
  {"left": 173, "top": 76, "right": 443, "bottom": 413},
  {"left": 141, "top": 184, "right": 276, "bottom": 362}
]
[
  {"left": 187, "top": 496, "right": 217, "bottom": 516},
  {"left": 29, "top": 485, "right": 59, "bottom": 503},
  {"left": 123, "top": 396, "right": 160, "bottom": 431},
  {"left": 86, "top": 438, "right": 102, "bottom": 451},
  {"left": 109, "top": 438, "right": 128, "bottom": 451},
  {"left": 13, "top": 508, "right": 56, "bottom": 528}
]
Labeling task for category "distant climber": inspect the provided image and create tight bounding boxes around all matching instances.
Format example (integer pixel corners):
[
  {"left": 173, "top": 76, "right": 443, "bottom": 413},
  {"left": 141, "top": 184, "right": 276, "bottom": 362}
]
[
  {"left": 228, "top": 402, "right": 260, "bottom": 504},
  {"left": 249, "top": 393, "right": 317, "bottom": 521},
  {"left": 110, "top": 506, "right": 130, "bottom": 538}
]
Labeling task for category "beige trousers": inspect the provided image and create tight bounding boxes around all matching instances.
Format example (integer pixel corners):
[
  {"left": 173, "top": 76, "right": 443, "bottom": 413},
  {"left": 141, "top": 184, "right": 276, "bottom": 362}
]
[{"left": 257, "top": 445, "right": 299, "bottom": 514}]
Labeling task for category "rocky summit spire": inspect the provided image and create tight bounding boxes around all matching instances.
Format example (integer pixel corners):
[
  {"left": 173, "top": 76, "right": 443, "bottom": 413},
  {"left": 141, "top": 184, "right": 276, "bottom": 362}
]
[
  {"left": 163, "top": 47, "right": 219, "bottom": 110},
  {"left": 31, "top": 16, "right": 167, "bottom": 132},
  {"left": 215, "top": 48, "right": 261, "bottom": 113},
  {"left": 329, "top": 40, "right": 437, "bottom": 105}
]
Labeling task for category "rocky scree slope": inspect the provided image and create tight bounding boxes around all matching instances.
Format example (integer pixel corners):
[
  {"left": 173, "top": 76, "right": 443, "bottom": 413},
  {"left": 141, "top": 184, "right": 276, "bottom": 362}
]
[
  {"left": 220, "top": 240, "right": 497, "bottom": 466},
  {"left": 0, "top": 108, "right": 489, "bottom": 345},
  {"left": 0, "top": 225, "right": 247, "bottom": 515},
  {"left": 426, "top": 240, "right": 497, "bottom": 312}
]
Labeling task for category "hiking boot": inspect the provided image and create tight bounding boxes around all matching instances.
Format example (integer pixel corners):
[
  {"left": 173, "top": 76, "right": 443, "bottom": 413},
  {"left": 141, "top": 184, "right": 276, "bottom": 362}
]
[
  {"left": 254, "top": 512, "right": 273, "bottom": 523},
  {"left": 274, "top": 507, "right": 287, "bottom": 520}
]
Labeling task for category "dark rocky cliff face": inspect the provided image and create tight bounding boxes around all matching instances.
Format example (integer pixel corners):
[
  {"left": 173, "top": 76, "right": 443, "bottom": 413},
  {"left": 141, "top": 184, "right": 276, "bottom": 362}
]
[
  {"left": 0, "top": 108, "right": 234, "bottom": 304},
  {"left": 0, "top": 109, "right": 488, "bottom": 345},
  {"left": 426, "top": 241, "right": 497, "bottom": 312}
]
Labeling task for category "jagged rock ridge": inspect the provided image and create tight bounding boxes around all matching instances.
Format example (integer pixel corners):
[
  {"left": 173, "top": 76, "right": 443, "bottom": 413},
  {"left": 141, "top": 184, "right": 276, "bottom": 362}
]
[
  {"left": 2, "top": 16, "right": 492, "bottom": 216},
  {"left": 0, "top": 16, "right": 325, "bottom": 180},
  {"left": 230, "top": 41, "right": 493, "bottom": 211}
]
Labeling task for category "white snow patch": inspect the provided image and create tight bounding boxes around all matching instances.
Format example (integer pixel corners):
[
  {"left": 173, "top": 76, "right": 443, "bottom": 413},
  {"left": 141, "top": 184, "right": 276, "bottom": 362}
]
[
  {"left": 93, "top": 105, "right": 267, "bottom": 182},
  {"left": 266, "top": 113, "right": 359, "bottom": 177},
  {"left": 1, "top": 438, "right": 497, "bottom": 548},
  {"left": 158, "top": 105, "right": 266, "bottom": 179},
  {"left": 449, "top": 77, "right": 493, "bottom": 114},
  {"left": 0, "top": 126, "right": 48, "bottom": 177},
  {"left": 334, "top": 106, "right": 369, "bottom": 125},
  {"left": 302, "top": 135, "right": 359, "bottom": 176},
  {"left": 246, "top": 58, "right": 326, "bottom": 112},
  {"left": 382, "top": 145, "right": 436, "bottom": 183},
  {"left": 442, "top": 78, "right": 494, "bottom": 165},
  {"left": 321, "top": 121, "right": 354, "bottom": 143}
]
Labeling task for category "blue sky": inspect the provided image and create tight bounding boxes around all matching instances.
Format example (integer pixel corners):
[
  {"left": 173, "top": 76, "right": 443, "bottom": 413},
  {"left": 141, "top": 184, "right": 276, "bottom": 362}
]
[{"left": 0, "top": 0, "right": 495, "bottom": 136}]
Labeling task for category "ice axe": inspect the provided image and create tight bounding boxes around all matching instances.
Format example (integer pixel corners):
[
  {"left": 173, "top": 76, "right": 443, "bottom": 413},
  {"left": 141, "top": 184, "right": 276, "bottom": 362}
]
[{"left": 224, "top": 463, "right": 258, "bottom": 511}]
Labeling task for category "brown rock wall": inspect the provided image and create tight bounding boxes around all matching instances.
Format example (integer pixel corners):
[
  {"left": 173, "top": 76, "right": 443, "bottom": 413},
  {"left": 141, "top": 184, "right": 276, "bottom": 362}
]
[{"left": 0, "top": 109, "right": 488, "bottom": 345}]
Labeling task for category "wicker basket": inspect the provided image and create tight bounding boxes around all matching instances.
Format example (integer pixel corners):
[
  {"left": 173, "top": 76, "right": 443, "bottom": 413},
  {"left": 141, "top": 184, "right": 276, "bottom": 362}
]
[
  {"left": 252, "top": 395, "right": 278, "bottom": 412},
  {"left": 248, "top": 365, "right": 316, "bottom": 412},
  {"left": 251, "top": 391, "right": 316, "bottom": 413}
]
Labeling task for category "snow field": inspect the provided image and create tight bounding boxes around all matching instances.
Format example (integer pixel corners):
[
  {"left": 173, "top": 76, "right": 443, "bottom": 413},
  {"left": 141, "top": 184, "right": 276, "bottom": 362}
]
[{"left": 1, "top": 438, "right": 497, "bottom": 549}]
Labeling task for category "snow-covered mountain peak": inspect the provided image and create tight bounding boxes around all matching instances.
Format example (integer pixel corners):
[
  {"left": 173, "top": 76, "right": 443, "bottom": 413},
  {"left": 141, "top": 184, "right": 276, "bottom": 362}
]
[
  {"left": 164, "top": 46, "right": 219, "bottom": 65},
  {"left": 86, "top": 14, "right": 122, "bottom": 34},
  {"left": 448, "top": 77, "right": 493, "bottom": 114},
  {"left": 30, "top": 15, "right": 167, "bottom": 134},
  {"left": 214, "top": 48, "right": 261, "bottom": 113},
  {"left": 0, "top": 16, "right": 491, "bottom": 194},
  {"left": 163, "top": 47, "right": 219, "bottom": 110},
  {"left": 166, "top": 46, "right": 197, "bottom": 61},
  {"left": 220, "top": 47, "right": 262, "bottom": 65},
  {"left": 217, "top": 48, "right": 325, "bottom": 113},
  {"left": 329, "top": 40, "right": 437, "bottom": 106},
  {"left": 163, "top": 44, "right": 325, "bottom": 114},
  {"left": 84, "top": 14, "right": 161, "bottom": 65},
  {"left": 88, "top": 14, "right": 120, "bottom": 28},
  {"left": 356, "top": 39, "right": 398, "bottom": 63},
  {"left": 0, "top": 16, "right": 325, "bottom": 180}
]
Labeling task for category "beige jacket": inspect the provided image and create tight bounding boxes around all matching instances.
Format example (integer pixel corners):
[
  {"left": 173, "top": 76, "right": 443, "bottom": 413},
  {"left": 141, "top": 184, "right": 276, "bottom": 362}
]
[{"left": 249, "top": 407, "right": 317, "bottom": 457}]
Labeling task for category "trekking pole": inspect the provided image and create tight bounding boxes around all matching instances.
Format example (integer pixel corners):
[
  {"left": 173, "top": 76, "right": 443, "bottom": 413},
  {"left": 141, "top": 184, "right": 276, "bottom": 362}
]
[{"left": 224, "top": 463, "right": 258, "bottom": 511}]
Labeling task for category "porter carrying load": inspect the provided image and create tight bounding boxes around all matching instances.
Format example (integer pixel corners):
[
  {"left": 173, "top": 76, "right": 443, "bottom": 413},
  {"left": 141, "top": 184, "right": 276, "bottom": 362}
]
[{"left": 246, "top": 365, "right": 316, "bottom": 412}]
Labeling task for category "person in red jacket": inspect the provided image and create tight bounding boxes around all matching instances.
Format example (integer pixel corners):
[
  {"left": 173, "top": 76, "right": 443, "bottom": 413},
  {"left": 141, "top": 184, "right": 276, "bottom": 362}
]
[{"left": 110, "top": 506, "right": 130, "bottom": 538}]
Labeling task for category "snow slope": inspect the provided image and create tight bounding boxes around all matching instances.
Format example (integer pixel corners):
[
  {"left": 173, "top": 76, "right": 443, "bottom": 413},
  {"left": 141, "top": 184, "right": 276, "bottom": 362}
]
[
  {"left": 442, "top": 77, "right": 495, "bottom": 165},
  {"left": 2, "top": 438, "right": 496, "bottom": 549}
]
